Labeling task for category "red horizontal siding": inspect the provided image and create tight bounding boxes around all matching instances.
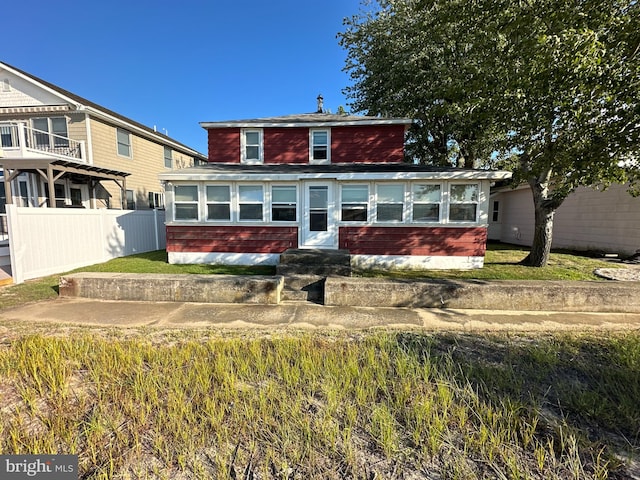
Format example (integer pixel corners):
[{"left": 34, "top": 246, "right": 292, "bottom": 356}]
[
  {"left": 167, "top": 226, "right": 298, "bottom": 253},
  {"left": 331, "top": 125, "right": 406, "bottom": 163},
  {"left": 208, "top": 129, "right": 240, "bottom": 163},
  {"left": 339, "top": 226, "right": 487, "bottom": 256},
  {"left": 264, "top": 128, "right": 309, "bottom": 163}
]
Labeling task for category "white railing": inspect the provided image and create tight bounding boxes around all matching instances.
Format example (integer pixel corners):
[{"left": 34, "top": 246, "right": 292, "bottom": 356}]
[{"left": 0, "top": 123, "right": 86, "bottom": 162}]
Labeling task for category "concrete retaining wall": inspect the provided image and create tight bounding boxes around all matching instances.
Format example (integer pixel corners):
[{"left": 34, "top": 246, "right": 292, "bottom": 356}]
[
  {"left": 59, "top": 273, "right": 284, "bottom": 305},
  {"left": 324, "top": 277, "right": 640, "bottom": 313},
  {"left": 58, "top": 273, "right": 640, "bottom": 312}
]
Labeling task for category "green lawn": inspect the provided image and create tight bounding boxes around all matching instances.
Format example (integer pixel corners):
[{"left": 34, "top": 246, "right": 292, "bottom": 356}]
[
  {"left": 0, "top": 244, "right": 619, "bottom": 311},
  {"left": 361, "top": 243, "right": 619, "bottom": 281}
]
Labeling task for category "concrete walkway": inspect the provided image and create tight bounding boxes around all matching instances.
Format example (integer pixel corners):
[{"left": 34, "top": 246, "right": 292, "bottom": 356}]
[{"left": 2, "top": 298, "right": 640, "bottom": 331}]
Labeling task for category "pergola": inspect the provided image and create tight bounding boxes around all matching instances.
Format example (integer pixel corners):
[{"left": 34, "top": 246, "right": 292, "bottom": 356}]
[{"left": 0, "top": 159, "right": 130, "bottom": 209}]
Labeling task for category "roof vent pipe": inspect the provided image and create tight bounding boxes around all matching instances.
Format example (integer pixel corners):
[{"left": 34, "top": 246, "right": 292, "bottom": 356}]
[{"left": 316, "top": 94, "right": 323, "bottom": 113}]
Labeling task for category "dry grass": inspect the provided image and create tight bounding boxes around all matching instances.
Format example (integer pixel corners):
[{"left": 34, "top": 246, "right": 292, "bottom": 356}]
[{"left": 1, "top": 326, "right": 639, "bottom": 479}]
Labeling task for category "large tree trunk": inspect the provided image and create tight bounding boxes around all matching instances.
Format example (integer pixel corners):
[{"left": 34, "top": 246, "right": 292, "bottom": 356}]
[{"left": 520, "top": 176, "right": 556, "bottom": 267}]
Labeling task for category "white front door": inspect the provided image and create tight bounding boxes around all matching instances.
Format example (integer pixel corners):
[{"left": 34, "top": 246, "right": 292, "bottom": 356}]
[{"left": 300, "top": 182, "right": 338, "bottom": 248}]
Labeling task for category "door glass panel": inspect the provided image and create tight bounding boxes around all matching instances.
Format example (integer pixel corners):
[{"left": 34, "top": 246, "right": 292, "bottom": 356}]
[
  {"left": 309, "top": 186, "right": 328, "bottom": 232},
  {"left": 309, "top": 186, "right": 327, "bottom": 208},
  {"left": 310, "top": 212, "right": 328, "bottom": 231}
]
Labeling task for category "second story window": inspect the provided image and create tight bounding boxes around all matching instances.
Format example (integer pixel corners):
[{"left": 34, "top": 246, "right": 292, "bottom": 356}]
[
  {"left": 164, "top": 146, "right": 173, "bottom": 168},
  {"left": 242, "top": 129, "right": 263, "bottom": 164},
  {"left": 32, "top": 117, "right": 69, "bottom": 149},
  {"left": 310, "top": 129, "right": 330, "bottom": 163},
  {"left": 117, "top": 128, "right": 132, "bottom": 157}
]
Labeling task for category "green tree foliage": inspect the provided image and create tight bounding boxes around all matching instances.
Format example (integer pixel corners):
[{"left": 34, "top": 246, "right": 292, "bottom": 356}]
[{"left": 339, "top": 0, "right": 640, "bottom": 266}]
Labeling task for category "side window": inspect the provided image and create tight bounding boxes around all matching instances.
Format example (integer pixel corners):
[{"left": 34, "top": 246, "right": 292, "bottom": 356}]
[
  {"left": 242, "top": 129, "right": 263, "bottom": 164},
  {"left": 148, "top": 192, "right": 165, "bottom": 209},
  {"left": 238, "top": 185, "right": 264, "bottom": 221},
  {"left": 341, "top": 184, "right": 369, "bottom": 222},
  {"left": 117, "top": 128, "right": 132, "bottom": 157},
  {"left": 164, "top": 146, "right": 173, "bottom": 169},
  {"left": 125, "top": 189, "right": 135, "bottom": 210},
  {"left": 449, "top": 184, "right": 479, "bottom": 222},
  {"left": 206, "top": 185, "right": 231, "bottom": 221},
  {"left": 376, "top": 184, "right": 404, "bottom": 222},
  {"left": 310, "top": 129, "right": 330, "bottom": 163},
  {"left": 174, "top": 185, "right": 199, "bottom": 220},
  {"left": 492, "top": 200, "right": 500, "bottom": 222},
  {"left": 412, "top": 184, "right": 441, "bottom": 222},
  {"left": 272, "top": 185, "right": 297, "bottom": 221}
]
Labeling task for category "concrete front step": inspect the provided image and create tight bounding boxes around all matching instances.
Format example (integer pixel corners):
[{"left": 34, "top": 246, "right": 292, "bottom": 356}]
[
  {"left": 278, "top": 249, "right": 352, "bottom": 277},
  {"left": 281, "top": 274, "right": 325, "bottom": 303}
]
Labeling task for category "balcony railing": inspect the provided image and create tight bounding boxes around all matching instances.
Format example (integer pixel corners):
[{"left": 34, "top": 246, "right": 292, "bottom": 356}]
[{"left": 0, "top": 123, "right": 86, "bottom": 162}]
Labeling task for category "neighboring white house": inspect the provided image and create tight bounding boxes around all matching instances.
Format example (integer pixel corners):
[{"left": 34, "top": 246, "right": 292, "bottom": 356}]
[{"left": 489, "top": 183, "right": 640, "bottom": 256}]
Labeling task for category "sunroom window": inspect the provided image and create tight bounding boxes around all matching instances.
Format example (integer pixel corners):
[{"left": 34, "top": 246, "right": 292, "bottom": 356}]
[
  {"left": 174, "top": 185, "right": 199, "bottom": 220},
  {"left": 376, "top": 184, "right": 404, "bottom": 222},
  {"left": 238, "top": 185, "right": 264, "bottom": 221},
  {"left": 449, "top": 184, "right": 479, "bottom": 222},
  {"left": 271, "top": 185, "right": 297, "bottom": 221},
  {"left": 341, "top": 184, "right": 369, "bottom": 222},
  {"left": 412, "top": 184, "right": 441, "bottom": 222},
  {"left": 206, "top": 185, "right": 231, "bottom": 221}
]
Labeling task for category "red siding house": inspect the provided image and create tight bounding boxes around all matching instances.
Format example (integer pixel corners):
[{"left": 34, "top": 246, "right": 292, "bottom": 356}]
[{"left": 160, "top": 110, "right": 511, "bottom": 270}]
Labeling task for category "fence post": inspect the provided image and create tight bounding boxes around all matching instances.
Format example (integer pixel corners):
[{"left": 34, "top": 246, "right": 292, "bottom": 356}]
[
  {"left": 154, "top": 208, "right": 160, "bottom": 251},
  {"left": 6, "top": 204, "right": 22, "bottom": 284}
]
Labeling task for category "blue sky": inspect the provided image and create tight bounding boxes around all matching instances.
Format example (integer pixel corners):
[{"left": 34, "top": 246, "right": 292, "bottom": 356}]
[{"left": 3, "top": 0, "right": 364, "bottom": 154}]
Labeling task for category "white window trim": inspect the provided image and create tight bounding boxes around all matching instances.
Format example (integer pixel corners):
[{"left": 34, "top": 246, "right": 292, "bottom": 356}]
[
  {"left": 375, "top": 183, "right": 406, "bottom": 223},
  {"left": 205, "top": 184, "right": 232, "bottom": 222},
  {"left": 270, "top": 184, "right": 298, "bottom": 222},
  {"left": 448, "top": 182, "right": 480, "bottom": 223},
  {"left": 309, "top": 128, "right": 331, "bottom": 164},
  {"left": 237, "top": 184, "right": 265, "bottom": 221},
  {"left": 411, "top": 182, "right": 443, "bottom": 223},
  {"left": 116, "top": 128, "right": 132, "bottom": 158},
  {"left": 340, "top": 183, "right": 370, "bottom": 223},
  {"left": 241, "top": 129, "right": 263, "bottom": 164},
  {"left": 173, "top": 184, "right": 200, "bottom": 221}
]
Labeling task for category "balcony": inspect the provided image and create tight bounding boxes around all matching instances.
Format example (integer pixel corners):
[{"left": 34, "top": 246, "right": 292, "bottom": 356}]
[{"left": 0, "top": 122, "right": 86, "bottom": 163}]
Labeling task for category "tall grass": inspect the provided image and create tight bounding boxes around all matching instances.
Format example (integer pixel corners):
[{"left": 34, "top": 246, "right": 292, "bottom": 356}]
[{"left": 1, "top": 330, "right": 637, "bottom": 478}]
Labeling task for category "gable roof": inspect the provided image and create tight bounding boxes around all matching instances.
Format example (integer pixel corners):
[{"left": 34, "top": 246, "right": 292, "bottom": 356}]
[
  {"left": 200, "top": 113, "right": 413, "bottom": 129},
  {"left": 0, "top": 61, "right": 206, "bottom": 160}
]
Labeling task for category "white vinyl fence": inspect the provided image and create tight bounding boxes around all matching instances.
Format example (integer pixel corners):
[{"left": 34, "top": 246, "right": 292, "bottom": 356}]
[{"left": 6, "top": 205, "right": 166, "bottom": 284}]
